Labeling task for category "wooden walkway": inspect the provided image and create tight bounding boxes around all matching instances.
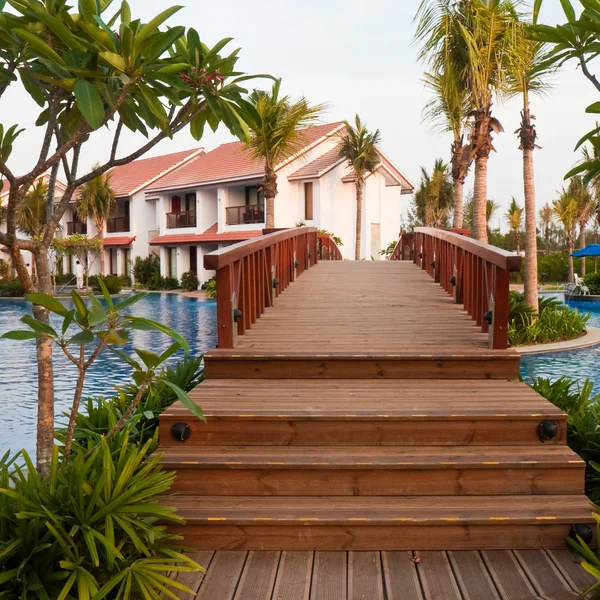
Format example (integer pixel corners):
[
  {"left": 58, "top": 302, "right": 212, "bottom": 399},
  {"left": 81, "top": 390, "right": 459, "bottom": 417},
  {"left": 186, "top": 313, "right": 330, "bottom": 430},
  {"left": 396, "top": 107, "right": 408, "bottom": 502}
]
[{"left": 169, "top": 549, "right": 595, "bottom": 599}]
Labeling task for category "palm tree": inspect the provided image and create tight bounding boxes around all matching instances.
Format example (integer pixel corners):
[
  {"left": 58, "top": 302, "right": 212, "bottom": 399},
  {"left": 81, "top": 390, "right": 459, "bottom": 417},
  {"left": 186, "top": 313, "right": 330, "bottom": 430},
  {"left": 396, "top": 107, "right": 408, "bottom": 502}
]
[
  {"left": 19, "top": 179, "right": 48, "bottom": 237},
  {"left": 413, "top": 159, "right": 454, "bottom": 227},
  {"left": 245, "top": 79, "right": 324, "bottom": 229},
  {"left": 508, "top": 25, "right": 552, "bottom": 309},
  {"left": 538, "top": 203, "right": 552, "bottom": 255},
  {"left": 338, "top": 115, "right": 382, "bottom": 260},
  {"left": 567, "top": 175, "right": 594, "bottom": 276},
  {"left": 505, "top": 197, "right": 523, "bottom": 253},
  {"left": 415, "top": 0, "right": 520, "bottom": 243},
  {"left": 552, "top": 191, "right": 578, "bottom": 283},
  {"left": 422, "top": 70, "right": 472, "bottom": 228},
  {"left": 76, "top": 167, "right": 115, "bottom": 276}
]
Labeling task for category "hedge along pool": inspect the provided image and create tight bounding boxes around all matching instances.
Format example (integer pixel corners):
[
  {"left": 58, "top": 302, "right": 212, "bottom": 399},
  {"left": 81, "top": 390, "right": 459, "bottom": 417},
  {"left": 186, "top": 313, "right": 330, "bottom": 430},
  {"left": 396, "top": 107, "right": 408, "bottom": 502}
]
[{"left": 0, "top": 293, "right": 216, "bottom": 458}]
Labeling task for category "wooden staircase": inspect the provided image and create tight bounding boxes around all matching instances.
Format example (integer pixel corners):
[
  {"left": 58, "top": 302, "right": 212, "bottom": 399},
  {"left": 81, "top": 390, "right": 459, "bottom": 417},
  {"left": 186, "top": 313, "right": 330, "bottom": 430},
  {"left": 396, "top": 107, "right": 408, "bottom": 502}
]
[{"left": 159, "top": 367, "right": 593, "bottom": 550}]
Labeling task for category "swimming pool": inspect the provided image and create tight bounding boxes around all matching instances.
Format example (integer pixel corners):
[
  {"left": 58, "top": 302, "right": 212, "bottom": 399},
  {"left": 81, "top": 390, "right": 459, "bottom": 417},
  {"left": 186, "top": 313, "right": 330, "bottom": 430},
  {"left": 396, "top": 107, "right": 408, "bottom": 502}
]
[
  {"left": 520, "top": 295, "right": 600, "bottom": 388},
  {"left": 0, "top": 293, "right": 216, "bottom": 457}
]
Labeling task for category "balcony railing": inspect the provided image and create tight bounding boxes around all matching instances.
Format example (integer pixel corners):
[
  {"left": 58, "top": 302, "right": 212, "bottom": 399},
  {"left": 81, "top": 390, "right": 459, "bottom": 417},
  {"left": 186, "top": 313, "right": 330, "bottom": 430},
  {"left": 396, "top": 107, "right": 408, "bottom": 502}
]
[
  {"left": 166, "top": 210, "right": 196, "bottom": 229},
  {"left": 106, "top": 217, "right": 130, "bottom": 233},
  {"left": 67, "top": 221, "right": 87, "bottom": 235},
  {"left": 225, "top": 204, "right": 265, "bottom": 226}
]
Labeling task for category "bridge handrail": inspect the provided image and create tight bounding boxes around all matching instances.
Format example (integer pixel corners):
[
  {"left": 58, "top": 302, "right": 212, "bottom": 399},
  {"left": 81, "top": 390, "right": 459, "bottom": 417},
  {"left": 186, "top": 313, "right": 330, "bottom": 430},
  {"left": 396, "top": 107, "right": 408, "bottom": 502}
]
[
  {"left": 392, "top": 227, "right": 522, "bottom": 350},
  {"left": 317, "top": 234, "right": 343, "bottom": 261},
  {"left": 204, "top": 227, "right": 319, "bottom": 348}
]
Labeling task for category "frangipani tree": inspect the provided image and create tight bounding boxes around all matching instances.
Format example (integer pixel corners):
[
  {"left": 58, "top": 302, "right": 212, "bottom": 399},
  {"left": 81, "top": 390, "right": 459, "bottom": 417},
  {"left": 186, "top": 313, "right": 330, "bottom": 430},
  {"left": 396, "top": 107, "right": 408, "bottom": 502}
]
[{"left": 0, "top": 0, "right": 262, "bottom": 478}]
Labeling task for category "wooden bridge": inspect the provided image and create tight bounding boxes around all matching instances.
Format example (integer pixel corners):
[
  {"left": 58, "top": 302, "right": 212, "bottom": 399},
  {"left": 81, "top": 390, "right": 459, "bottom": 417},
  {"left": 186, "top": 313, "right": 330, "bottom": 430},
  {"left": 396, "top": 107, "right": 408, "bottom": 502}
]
[{"left": 159, "top": 227, "right": 593, "bottom": 554}]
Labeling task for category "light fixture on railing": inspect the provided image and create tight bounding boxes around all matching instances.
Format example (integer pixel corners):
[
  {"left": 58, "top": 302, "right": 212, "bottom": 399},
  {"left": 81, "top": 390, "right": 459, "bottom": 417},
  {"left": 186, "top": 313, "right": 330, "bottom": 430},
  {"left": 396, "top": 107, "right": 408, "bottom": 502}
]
[
  {"left": 538, "top": 420, "right": 558, "bottom": 442},
  {"left": 570, "top": 524, "right": 594, "bottom": 544},
  {"left": 294, "top": 260, "right": 300, "bottom": 268},
  {"left": 419, "top": 253, "right": 423, "bottom": 259},
  {"left": 273, "top": 278, "right": 279, "bottom": 288},
  {"left": 430, "top": 261, "right": 435, "bottom": 269},
  {"left": 171, "top": 422, "right": 191, "bottom": 442},
  {"left": 483, "top": 311, "right": 493, "bottom": 325},
  {"left": 233, "top": 308, "right": 242, "bottom": 322},
  {"left": 308, "top": 252, "right": 312, "bottom": 258},
  {"left": 450, "top": 276, "right": 456, "bottom": 286}
]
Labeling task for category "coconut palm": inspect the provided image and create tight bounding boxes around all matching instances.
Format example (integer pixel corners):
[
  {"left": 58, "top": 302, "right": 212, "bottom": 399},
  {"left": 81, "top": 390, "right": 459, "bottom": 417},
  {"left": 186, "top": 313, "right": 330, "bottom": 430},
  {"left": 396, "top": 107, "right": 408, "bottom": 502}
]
[
  {"left": 413, "top": 159, "right": 454, "bottom": 227},
  {"left": 19, "top": 179, "right": 48, "bottom": 237},
  {"left": 567, "top": 175, "right": 594, "bottom": 276},
  {"left": 552, "top": 191, "right": 579, "bottom": 283},
  {"left": 415, "top": 0, "right": 520, "bottom": 243},
  {"left": 338, "top": 115, "right": 382, "bottom": 260},
  {"left": 422, "top": 69, "right": 472, "bottom": 228},
  {"left": 505, "top": 197, "right": 523, "bottom": 253},
  {"left": 538, "top": 203, "right": 552, "bottom": 255},
  {"left": 245, "top": 79, "right": 324, "bottom": 229},
  {"left": 76, "top": 167, "right": 115, "bottom": 276}
]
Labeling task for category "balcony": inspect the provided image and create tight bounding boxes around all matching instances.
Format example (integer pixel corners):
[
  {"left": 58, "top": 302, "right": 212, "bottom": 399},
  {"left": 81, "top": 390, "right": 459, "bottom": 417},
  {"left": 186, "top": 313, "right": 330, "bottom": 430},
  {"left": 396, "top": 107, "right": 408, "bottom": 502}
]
[
  {"left": 225, "top": 204, "right": 264, "bottom": 226},
  {"left": 166, "top": 210, "right": 197, "bottom": 229},
  {"left": 106, "top": 217, "right": 130, "bottom": 233},
  {"left": 67, "top": 221, "right": 87, "bottom": 235}
]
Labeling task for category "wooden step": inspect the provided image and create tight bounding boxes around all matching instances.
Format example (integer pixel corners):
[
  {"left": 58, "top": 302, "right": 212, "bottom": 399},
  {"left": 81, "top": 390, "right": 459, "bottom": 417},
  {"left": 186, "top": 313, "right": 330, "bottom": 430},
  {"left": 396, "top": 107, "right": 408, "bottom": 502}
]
[
  {"left": 161, "top": 446, "right": 584, "bottom": 496},
  {"left": 165, "top": 495, "right": 594, "bottom": 551},
  {"left": 159, "top": 379, "right": 567, "bottom": 447},
  {"left": 203, "top": 351, "right": 521, "bottom": 379}
]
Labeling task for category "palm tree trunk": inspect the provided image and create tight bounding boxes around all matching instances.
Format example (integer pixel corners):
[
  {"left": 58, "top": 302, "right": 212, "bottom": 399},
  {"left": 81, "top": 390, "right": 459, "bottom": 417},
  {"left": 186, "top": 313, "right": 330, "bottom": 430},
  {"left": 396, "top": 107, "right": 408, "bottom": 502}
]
[
  {"left": 580, "top": 224, "right": 587, "bottom": 277},
  {"left": 97, "top": 219, "right": 105, "bottom": 276},
  {"left": 523, "top": 146, "right": 538, "bottom": 310},
  {"left": 355, "top": 181, "right": 363, "bottom": 260},
  {"left": 568, "top": 233, "right": 574, "bottom": 283},
  {"left": 265, "top": 195, "right": 275, "bottom": 229},
  {"left": 452, "top": 179, "right": 464, "bottom": 229},
  {"left": 263, "top": 166, "right": 277, "bottom": 230},
  {"left": 472, "top": 157, "right": 488, "bottom": 243}
]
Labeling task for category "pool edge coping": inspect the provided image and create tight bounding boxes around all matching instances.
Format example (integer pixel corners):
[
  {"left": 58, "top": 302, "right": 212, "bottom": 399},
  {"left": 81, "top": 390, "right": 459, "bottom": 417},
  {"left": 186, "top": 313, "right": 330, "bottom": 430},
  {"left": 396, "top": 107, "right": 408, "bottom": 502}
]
[{"left": 515, "top": 326, "right": 600, "bottom": 355}]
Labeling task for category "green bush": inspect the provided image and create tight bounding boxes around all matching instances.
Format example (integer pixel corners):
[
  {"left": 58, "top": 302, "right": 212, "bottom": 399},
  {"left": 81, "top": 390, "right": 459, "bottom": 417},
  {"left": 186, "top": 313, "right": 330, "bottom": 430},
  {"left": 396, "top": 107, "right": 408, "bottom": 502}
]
[
  {"left": 204, "top": 278, "right": 216, "bottom": 299},
  {"left": 54, "top": 272, "right": 75, "bottom": 285},
  {"left": 583, "top": 272, "right": 600, "bottom": 295},
  {"left": 133, "top": 254, "right": 160, "bottom": 285},
  {"left": 163, "top": 276, "right": 179, "bottom": 290},
  {"left": 538, "top": 253, "right": 569, "bottom": 283},
  {"left": 146, "top": 272, "right": 164, "bottom": 290},
  {"left": 91, "top": 274, "right": 123, "bottom": 294},
  {"left": 0, "top": 440, "right": 203, "bottom": 599},
  {"left": 181, "top": 270, "right": 199, "bottom": 292},
  {"left": 119, "top": 274, "right": 132, "bottom": 287},
  {"left": 0, "top": 276, "right": 25, "bottom": 297}
]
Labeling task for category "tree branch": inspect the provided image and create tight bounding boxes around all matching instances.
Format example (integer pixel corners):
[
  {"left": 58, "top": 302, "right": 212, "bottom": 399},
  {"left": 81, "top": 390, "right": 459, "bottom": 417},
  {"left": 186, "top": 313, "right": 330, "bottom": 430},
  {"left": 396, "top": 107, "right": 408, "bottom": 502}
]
[
  {"left": 60, "top": 342, "right": 79, "bottom": 366},
  {"left": 63, "top": 344, "right": 86, "bottom": 459},
  {"left": 579, "top": 56, "right": 600, "bottom": 94},
  {"left": 110, "top": 119, "right": 123, "bottom": 162}
]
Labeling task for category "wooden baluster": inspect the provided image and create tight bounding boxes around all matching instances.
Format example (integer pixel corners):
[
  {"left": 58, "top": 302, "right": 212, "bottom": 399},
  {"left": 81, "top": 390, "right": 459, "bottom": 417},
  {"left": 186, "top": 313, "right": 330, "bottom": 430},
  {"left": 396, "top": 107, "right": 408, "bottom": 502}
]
[
  {"left": 434, "top": 238, "right": 441, "bottom": 283},
  {"left": 474, "top": 256, "right": 482, "bottom": 326},
  {"left": 490, "top": 266, "right": 510, "bottom": 349},
  {"left": 249, "top": 253, "right": 257, "bottom": 324},
  {"left": 455, "top": 247, "right": 463, "bottom": 305},
  {"left": 265, "top": 246, "right": 274, "bottom": 307},
  {"left": 215, "top": 263, "right": 235, "bottom": 348},
  {"left": 481, "top": 260, "right": 492, "bottom": 334}
]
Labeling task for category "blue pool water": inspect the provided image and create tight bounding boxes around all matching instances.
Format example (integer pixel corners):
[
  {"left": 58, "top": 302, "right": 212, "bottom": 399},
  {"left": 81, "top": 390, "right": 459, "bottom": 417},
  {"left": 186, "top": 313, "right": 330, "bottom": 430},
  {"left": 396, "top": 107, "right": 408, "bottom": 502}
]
[
  {"left": 520, "top": 296, "right": 600, "bottom": 388},
  {"left": 0, "top": 293, "right": 216, "bottom": 458}
]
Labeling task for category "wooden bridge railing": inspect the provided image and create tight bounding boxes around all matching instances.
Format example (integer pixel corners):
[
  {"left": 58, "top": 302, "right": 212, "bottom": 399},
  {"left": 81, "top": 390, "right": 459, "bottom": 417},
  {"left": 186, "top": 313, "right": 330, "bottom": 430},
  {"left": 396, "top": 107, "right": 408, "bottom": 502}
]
[
  {"left": 204, "top": 227, "right": 319, "bottom": 348},
  {"left": 391, "top": 227, "right": 522, "bottom": 350},
  {"left": 317, "top": 234, "right": 343, "bottom": 261}
]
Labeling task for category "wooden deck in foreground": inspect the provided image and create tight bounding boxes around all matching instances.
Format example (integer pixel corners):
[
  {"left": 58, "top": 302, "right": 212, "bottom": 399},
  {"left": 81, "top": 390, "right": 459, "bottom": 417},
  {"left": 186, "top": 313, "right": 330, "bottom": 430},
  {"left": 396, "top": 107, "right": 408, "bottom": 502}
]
[
  {"left": 160, "top": 252, "right": 593, "bottom": 553},
  {"left": 170, "top": 549, "right": 595, "bottom": 599}
]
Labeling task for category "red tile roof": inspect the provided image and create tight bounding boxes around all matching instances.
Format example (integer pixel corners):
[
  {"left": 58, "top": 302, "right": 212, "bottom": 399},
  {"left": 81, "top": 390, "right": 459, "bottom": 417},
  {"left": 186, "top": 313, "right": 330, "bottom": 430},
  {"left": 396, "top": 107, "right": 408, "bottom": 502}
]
[
  {"left": 150, "top": 222, "right": 262, "bottom": 245},
  {"left": 340, "top": 149, "right": 414, "bottom": 192},
  {"left": 103, "top": 236, "right": 135, "bottom": 246},
  {"left": 109, "top": 149, "right": 204, "bottom": 198},
  {"left": 288, "top": 146, "right": 344, "bottom": 180},
  {"left": 148, "top": 122, "right": 345, "bottom": 192}
]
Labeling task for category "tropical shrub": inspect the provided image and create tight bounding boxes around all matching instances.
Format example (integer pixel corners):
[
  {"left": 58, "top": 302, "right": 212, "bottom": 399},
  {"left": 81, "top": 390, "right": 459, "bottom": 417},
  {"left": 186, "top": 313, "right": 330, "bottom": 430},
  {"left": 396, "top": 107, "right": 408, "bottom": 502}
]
[
  {"left": 537, "top": 253, "right": 569, "bottom": 283},
  {"left": 0, "top": 259, "right": 8, "bottom": 278},
  {"left": 146, "top": 273, "right": 165, "bottom": 291},
  {"left": 583, "top": 273, "right": 600, "bottom": 296},
  {"left": 528, "top": 376, "right": 600, "bottom": 502},
  {"left": 119, "top": 274, "right": 132, "bottom": 288},
  {"left": 0, "top": 276, "right": 25, "bottom": 297},
  {"left": 163, "top": 276, "right": 179, "bottom": 290},
  {"left": 0, "top": 440, "right": 203, "bottom": 599},
  {"left": 181, "top": 271, "right": 199, "bottom": 292},
  {"left": 133, "top": 254, "right": 161, "bottom": 286},
  {"left": 54, "top": 272, "right": 75, "bottom": 285},
  {"left": 317, "top": 229, "right": 343, "bottom": 246},
  {"left": 380, "top": 241, "right": 397, "bottom": 257},
  {"left": 204, "top": 278, "right": 217, "bottom": 299},
  {"left": 91, "top": 275, "right": 123, "bottom": 295}
]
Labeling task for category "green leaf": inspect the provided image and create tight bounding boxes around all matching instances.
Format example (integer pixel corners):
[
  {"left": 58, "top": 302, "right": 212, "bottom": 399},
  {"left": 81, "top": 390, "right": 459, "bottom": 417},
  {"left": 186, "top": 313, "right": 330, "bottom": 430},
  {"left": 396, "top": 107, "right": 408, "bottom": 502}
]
[
  {"left": 574, "top": 126, "right": 600, "bottom": 150},
  {"left": 74, "top": 80, "right": 105, "bottom": 130},
  {"left": 21, "top": 314, "right": 58, "bottom": 337},
  {"left": 13, "top": 28, "right": 67, "bottom": 67},
  {"left": 114, "top": 292, "right": 147, "bottom": 312},
  {"left": 1, "top": 330, "right": 37, "bottom": 340},
  {"left": 87, "top": 299, "right": 108, "bottom": 327},
  {"left": 18, "top": 68, "right": 45, "bottom": 107},
  {"left": 71, "top": 290, "right": 88, "bottom": 319},
  {"left": 99, "top": 51, "right": 127, "bottom": 72},
  {"left": 26, "top": 293, "right": 69, "bottom": 316},
  {"left": 586, "top": 101, "right": 600, "bottom": 114},
  {"left": 125, "top": 317, "right": 189, "bottom": 353},
  {"left": 110, "top": 347, "right": 142, "bottom": 370},
  {"left": 560, "top": 0, "right": 577, "bottom": 23},
  {"left": 143, "top": 410, "right": 154, "bottom": 419},
  {"left": 134, "top": 5, "right": 182, "bottom": 50},
  {"left": 163, "top": 380, "right": 205, "bottom": 421},
  {"left": 62, "top": 310, "right": 76, "bottom": 335},
  {"left": 95, "top": 277, "right": 114, "bottom": 311},
  {"left": 135, "top": 349, "right": 161, "bottom": 369},
  {"left": 159, "top": 342, "right": 180, "bottom": 363},
  {"left": 69, "top": 330, "right": 95, "bottom": 345}
]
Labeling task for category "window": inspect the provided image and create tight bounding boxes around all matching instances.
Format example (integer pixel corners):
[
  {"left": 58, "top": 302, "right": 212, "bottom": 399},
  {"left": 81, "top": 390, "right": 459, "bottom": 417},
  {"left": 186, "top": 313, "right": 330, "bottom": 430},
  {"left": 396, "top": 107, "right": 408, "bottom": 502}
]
[
  {"left": 171, "top": 195, "right": 181, "bottom": 213},
  {"left": 185, "top": 193, "right": 196, "bottom": 211},
  {"left": 245, "top": 186, "right": 264, "bottom": 206},
  {"left": 304, "top": 182, "right": 314, "bottom": 220}
]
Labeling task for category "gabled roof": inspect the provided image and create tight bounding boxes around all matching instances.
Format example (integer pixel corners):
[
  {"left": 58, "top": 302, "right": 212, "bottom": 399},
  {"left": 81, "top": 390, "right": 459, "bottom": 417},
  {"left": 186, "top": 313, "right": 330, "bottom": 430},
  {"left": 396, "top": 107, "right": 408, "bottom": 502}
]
[
  {"left": 149, "top": 222, "right": 263, "bottom": 245},
  {"left": 109, "top": 148, "right": 204, "bottom": 198},
  {"left": 103, "top": 236, "right": 135, "bottom": 246},
  {"left": 287, "top": 146, "right": 345, "bottom": 181},
  {"left": 147, "top": 122, "right": 345, "bottom": 192},
  {"left": 0, "top": 174, "right": 68, "bottom": 202}
]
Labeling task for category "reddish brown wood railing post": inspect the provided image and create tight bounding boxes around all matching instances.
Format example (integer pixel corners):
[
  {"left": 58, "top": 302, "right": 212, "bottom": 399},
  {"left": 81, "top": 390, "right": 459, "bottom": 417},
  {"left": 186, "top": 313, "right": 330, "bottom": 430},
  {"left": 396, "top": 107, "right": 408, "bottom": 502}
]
[
  {"left": 215, "top": 264, "right": 236, "bottom": 348},
  {"left": 490, "top": 267, "right": 510, "bottom": 349}
]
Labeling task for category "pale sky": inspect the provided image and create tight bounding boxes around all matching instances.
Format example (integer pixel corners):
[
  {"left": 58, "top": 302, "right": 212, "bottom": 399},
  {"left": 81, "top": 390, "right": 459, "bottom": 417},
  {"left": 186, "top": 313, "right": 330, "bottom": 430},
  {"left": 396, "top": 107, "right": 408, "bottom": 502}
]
[{"left": 2, "top": 0, "right": 596, "bottom": 230}]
